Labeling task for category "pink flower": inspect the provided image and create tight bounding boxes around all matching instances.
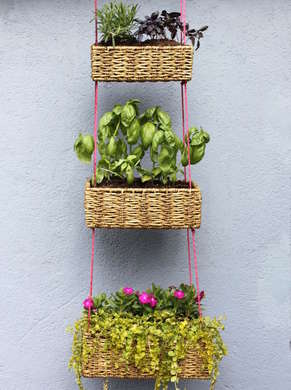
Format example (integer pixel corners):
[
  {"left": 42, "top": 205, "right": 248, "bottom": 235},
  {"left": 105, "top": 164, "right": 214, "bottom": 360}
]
[
  {"left": 83, "top": 297, "right": 94, "bottom": 310},
  {"left": 174, "top": 290, "right": 185, "bottom": 299},
  {"left": 196, "top": 290, "right": 205, "bottom": 302},
  {"left": 123, "top": 287, "right": 134, "bottom": 295},
  {"left": 139, "top": 292, "right": 150, "bottom": 305},
  {"left": 149, "top": 294, "right": 158, "bottom": 308}
]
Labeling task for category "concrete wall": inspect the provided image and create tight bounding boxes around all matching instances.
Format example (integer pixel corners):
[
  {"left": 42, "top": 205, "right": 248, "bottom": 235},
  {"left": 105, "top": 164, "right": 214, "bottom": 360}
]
[{"left": 0, "top": 1, "right": 290, "bottom": 389}]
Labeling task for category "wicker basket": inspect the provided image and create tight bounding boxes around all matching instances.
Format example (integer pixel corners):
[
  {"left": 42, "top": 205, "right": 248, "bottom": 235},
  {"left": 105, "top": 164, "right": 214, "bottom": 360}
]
[
  {"left": 84, "top": 181, "right": 202, "bottom": 229},
  {"left": 82, "top": 335, "right": 210, "bottom": 380},
  {"left": 91, "top": 44, "right": 194, "bottom": 82}
]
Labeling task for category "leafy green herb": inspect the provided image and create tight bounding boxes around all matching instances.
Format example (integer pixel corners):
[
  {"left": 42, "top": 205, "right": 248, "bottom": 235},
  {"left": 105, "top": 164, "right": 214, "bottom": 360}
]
[
  {"left": 96, "top": 1, "right": 138, "bottom": 47},
  {"left": 74, "top": 99, "right": 210, "bottom": 185}
]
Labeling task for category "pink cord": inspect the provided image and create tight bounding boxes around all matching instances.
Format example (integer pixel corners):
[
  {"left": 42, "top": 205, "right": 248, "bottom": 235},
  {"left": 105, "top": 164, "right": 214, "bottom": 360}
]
[
  {"left": 93, "top": 82, "right": 98, "bottom": 183},
  {"left": 187, "top": 229, "right": 192, "bottom": 286},
  {"left": 88, "top": 228, "right": 95, "bottom": 326},
  {"left": 182, "top": 0, "right": 187, "bottom": 45},
  {"left": 180, "top": 0, "right": 202, "bottom": 316},
  {"left": 94, "top": 0, "right": 98, "bottom": 45},
  {"left": 88, "top": 0, "right": 99, "bottom": 328},
  {"left": 192, "top": 229, "right": 202, "bottom": 318},
  {"left": 181, "top": 83, "right": 187, "bottom": 182},
  {"left": 184, "top": 82, "right": 192, "bottom": 188}
]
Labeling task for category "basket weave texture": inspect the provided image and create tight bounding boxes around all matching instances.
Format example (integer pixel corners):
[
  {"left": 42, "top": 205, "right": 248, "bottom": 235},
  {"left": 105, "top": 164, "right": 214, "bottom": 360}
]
[
  {"left": 91, "top": 45, "right": 193, "bottom": 82},
  {"left": 82, "top": 335, "right": 210, "bottom": 380},
  {"left": 84, "top": 181, "right": 202, "bottom": 229}
]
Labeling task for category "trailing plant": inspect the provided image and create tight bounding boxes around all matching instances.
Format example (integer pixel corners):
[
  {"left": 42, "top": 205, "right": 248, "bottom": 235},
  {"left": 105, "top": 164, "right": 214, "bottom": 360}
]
[
  {"left": 74, "top": 99, "right": 210, "bottom": 185},
  {"left": 68, "top": 285, "right": 227, "bottom": 390},
  {"left": 135, "top": 10, "right": 208, "bottom": 50},
  {"left": 96, "top": 1, "right": 138, "bottom": 46}
]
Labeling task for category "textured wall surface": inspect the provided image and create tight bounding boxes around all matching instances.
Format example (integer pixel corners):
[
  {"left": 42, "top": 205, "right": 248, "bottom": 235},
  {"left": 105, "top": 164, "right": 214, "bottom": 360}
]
[{"left": 0, "top": 0, "right": 290, "bottom": 389}]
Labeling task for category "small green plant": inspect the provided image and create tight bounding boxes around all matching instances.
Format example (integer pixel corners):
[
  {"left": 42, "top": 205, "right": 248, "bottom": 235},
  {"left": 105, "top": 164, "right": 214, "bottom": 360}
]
[
  {"left": 74, "top": 99, "right": 210, "bottom": 185},
  {"left": 94, "top": 2, "right": 208, "bottom": 49},
  {"left": 97, "top": 1, "right": 138, "bottom": 46},
  {"left": 68, "top": 285, "right": 227, "bottom": 390}
]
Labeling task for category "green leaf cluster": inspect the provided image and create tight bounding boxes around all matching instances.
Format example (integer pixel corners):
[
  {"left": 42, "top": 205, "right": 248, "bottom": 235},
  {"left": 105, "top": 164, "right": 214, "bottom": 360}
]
[
  {"left": 91, "top": 284, "right": 202, "bottom": 318},
  {"left": 74, "top": 99, "right": 210, "bottom": 185},
  {"left": 69, "top": 311, "right": 227, "bottom": 390},
  {"left": 97, "top": 1, "right": 138, "bottom": 46}
]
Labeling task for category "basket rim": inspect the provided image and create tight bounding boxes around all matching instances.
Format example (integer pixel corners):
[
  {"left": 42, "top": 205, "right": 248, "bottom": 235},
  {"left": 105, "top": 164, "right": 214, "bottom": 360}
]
[
  {"left": 85, "top": 180, "right": 200, "bottom": 193},
  {"left": 91, "top": 44, "right": 193, "bottom": 50}
]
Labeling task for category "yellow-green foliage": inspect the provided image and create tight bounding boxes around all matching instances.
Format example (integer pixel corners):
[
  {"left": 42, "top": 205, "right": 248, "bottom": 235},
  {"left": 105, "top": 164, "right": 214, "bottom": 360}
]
[{"left": 69, "top": 310, "right": 227, "bottom": 390}]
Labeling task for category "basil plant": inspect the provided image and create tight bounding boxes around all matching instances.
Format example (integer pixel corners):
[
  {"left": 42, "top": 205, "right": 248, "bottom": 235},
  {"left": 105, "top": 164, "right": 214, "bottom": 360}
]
[{"left": 74, "top": 99, "right": 210, "bottom": 185}]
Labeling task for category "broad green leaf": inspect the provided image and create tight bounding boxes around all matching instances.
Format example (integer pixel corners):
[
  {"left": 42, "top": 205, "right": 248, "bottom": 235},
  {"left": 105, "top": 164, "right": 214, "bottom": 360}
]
[
  {"left": 181, "top": 149, "right": 189, "bottom": 167},
  {"left": 190, "top": 144, "right": 206, "bottom": 164},
  {"left": 141, "top": 175, "right": 152, "bottom": 183},
  {"left": 152, "top": 130, "right": 164, "bottom": 151},
  {"left": 98, "top": 125, "right": 111, "bottom": 141},
  {"left": 164, "top": 130, "right": 176, "bottom": 148},
  {"left": 141, "top": 122, "right": 155, "bottom": 148},
  {"left": 107, "top": 136, "right": 117, "bottom": 157},
  {"left": 144, "top": 107, "right": 157, "bottom": 119},
  {"left": 132, "top": 145, "right": 144, "bottom": 160},
  {"left": 74, "top": 134, "right": 94, "bottom": 164},
  {"left": 112, "top": 104, "right": 123, "bottom": 116},
  {"left": 99, "top": 112, "right": 114, "bottom": 129},
  {"left": 127, "top": 154, "right": 138, "bottom": 162},
  {"left": 158, "top": 146, "right": 172, "bottom": 173},
  {"left": 121, "top": 103, "right": 136, "bottom": 127},
  {"left": 125, "top": 166, "right": 134, "bottom": 185},
  {"left": 95, "top": 168, "right": 105, "bottom": 184},
  {"left": 152, "top": 167, "right": 162, "bottom": 177},
  {"left": 126, "top": 119, "right": 140, "bottom": 145},
  {"left": 157, "top": 108, "right": 171, "bottom": 127}
]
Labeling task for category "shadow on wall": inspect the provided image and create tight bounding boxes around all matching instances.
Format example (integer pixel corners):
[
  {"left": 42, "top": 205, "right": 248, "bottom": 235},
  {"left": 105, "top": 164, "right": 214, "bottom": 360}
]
[{"left": 83, "top": 377, "right": 211, "bottom": 390}]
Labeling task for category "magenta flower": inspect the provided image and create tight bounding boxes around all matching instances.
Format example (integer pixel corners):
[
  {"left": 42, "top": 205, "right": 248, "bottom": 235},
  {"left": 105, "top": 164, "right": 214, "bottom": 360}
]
[
  {"left": 139, "top": 292, "right": 150, "bottom": 305},
  {"left": 83, "top": 297, "right": 94, "bottom": 310},
  {"left": 174, "top": 290, "right": 185, "bottom": 299},
  {"left": 149, "top": 295, "right": 157, "bottom": 308},
  {"left": 123, "top": 287, "right": 134, "bottom": 295}
]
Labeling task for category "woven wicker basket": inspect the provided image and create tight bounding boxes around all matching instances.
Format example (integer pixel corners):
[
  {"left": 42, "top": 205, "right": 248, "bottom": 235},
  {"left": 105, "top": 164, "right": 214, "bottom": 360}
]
[
  {"left": 84, "top": 181, "right": 202, "bottom": 229},
  {"left": 91, "top": 45, "right": 193, "bottom": 82},
  {"left": 82, "top": 335, "right": 210, "bottom": 380}
]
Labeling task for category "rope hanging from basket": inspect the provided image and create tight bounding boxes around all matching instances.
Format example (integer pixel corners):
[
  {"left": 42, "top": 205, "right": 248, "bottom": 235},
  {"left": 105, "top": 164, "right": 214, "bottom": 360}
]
[
  {"left": 180, "top": 0, "right": 202, "bottom": 318},
  {"left": 87, "top": 0, "right": 99, "bottom": 327}
]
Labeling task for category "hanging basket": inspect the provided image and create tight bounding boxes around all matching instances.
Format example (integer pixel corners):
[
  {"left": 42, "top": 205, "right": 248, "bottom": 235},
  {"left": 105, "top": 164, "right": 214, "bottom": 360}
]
[
  {"left": 82, "top": 335, "right": 210, "bottom": 380},
  {"left": 84, "top": 181, "right": 202, "bottom": 229},
  {"left": 91, "top": 44, "right": 194, "bottom": 82}
]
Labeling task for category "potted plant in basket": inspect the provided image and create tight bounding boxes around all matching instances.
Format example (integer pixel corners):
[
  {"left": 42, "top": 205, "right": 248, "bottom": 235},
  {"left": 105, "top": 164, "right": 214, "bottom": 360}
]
[
  {"left": 91, "top": 1, "right": 208, "bottom": 81},
  {"left": 69, "top": 284, "right": 227, "bottom": 390},
  {"left": 74, "top": 99, "right": 210, "bottom": 229}
]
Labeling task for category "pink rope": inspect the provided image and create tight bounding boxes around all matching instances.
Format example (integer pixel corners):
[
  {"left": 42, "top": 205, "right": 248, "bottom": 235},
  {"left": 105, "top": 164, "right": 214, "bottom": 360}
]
[
  {"left": 94, "top": 0, "right": 98, "bottom": 45},
  {"left": 182, "top": 0, "right": 187, "bottom": 44},
  {"left": 192, "top": 229, "right": 202, "bottom": 318},
  {"left": 88, "top": 0, "right": 99, "bottom": 328},
  {"left": 93, "top": 82, "right": 98, "bottom": 183},
  {"left": 187, "top": 229, "right": 192, "bottom": 285},
  {"left": 88, "top": 229, "right": 95, "bottom": 325},
  {"left": 181, "top": 83, "right": 187, "bottom": 182},
  {"left": 184, "top": 82, "right": 192, "bottom": 188},
  {"left": 180, "top": 0, "right": 202, "bottom": 317}
]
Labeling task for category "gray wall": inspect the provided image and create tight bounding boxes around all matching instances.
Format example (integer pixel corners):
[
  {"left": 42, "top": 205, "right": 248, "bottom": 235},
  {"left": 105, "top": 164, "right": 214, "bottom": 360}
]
[{"left": 0, "top": 0, "right": 290, "bottom": 389}]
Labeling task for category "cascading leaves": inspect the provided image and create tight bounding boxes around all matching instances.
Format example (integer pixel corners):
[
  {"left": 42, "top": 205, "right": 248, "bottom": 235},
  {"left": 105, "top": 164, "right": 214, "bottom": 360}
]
[{"left": 68, "top": 283, "right": 227, "bottom": 390}]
